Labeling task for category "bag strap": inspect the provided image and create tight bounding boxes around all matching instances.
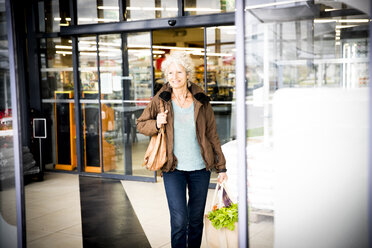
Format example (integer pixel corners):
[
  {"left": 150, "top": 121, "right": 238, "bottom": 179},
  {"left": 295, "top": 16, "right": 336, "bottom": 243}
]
[
  {"left": 210, "top": 183, "right": 220, "bottom": 210},
  {"left": 159, "top": 100, "right": 165, "bottom": 113},
  {"left": 210, "top": 182, "right": 234, "bottom": 210}
]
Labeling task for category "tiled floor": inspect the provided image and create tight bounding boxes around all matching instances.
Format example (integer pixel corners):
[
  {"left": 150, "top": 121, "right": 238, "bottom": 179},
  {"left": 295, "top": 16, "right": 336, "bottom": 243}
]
[
  {"left": 24, "top": 172, "right": 273, "bottom": 247},
  {"left": 25, "top": 172, "right": 82, "bottom": 248}
]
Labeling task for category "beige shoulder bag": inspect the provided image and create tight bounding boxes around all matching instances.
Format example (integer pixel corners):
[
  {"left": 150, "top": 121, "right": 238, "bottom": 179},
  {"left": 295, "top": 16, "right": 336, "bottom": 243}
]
[{"left": 142, "top": 100, "right": 167, "bottom": 171}]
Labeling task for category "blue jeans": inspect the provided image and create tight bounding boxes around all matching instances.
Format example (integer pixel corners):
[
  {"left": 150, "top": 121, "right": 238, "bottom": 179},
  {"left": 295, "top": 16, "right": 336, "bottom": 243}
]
[{"left": 163, "top": 169, "right": 211, "bottom": 248}]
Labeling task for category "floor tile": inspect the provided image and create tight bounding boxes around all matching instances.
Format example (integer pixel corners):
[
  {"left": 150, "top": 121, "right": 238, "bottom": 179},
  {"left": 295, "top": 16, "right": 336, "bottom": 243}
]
[{"left": 28, "top": 232, "right": 82, "bottom": 248}]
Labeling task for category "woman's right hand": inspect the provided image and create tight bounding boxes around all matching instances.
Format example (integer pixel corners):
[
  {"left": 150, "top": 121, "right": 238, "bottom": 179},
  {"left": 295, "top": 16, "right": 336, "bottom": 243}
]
[{"left": 156, "top": 110, "right": 168, "bottom": 129}]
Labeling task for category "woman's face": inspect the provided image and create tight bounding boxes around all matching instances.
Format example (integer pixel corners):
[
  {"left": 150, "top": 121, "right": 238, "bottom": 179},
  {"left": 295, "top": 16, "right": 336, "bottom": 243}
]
[{"left": 167, "top": 63, "right": 188, "bottom": 90}]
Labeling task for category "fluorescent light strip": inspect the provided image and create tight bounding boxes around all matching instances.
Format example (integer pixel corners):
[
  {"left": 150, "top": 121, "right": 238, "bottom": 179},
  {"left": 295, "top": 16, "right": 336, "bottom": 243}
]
[
  {"left": 324, "top": 8, "right": 339, "bottom": 12},
  {"left": 188, "top": 51, "right": 233, "bottom": 57},
  {"left": 314, "top": 18, "right": 369, "bottom": 23},
  {"left": 126, "top": 7, "right": 178, "bottom": 11},
  {"left": 78, "top": 18, "right": 118, "bottom": 22},
  {"left": 184, "top": 8, "right": 221, "bottom": 12},
  {"left": 152, "top": 50, "right": 165, "bottom": 54},
  {"left": 245, "top": 0, "right": 308, "bottom": 10},
  {"left": 55, "top": 45, "right": 72, "bottom": 49},
  {"left": 97, "top": 6, "right": 119, "bottom": 10},
  {"left": 152, "top": 45, "right": 204, "bottom": 52},
  {"left": 336, "top": 25, "right": 358, "bottom": 29},
  {"left": 56, "top": 51, "right": 72, "bottom": 55}
]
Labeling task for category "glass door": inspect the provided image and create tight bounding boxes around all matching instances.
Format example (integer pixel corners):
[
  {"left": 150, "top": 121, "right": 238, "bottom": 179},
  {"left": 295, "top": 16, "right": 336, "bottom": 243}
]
[
  {"left": 152, "top": 26, "right": 236, "bottom": 184},
  {"left": 240, "top": 1, "right": 370, "bottom": 247}
]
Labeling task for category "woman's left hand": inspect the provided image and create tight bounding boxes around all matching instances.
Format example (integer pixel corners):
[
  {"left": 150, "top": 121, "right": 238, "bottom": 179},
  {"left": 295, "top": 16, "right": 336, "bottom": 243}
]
[{"left": 218, "top": 172, "right": 228, "bottom": 184}]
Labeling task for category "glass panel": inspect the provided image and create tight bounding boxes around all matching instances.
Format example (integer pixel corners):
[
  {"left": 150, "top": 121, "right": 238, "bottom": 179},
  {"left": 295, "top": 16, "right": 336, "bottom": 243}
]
[
  {"left": 0, "top": 1, "right": 18, "bottom": 246},
  {"left": 206, "top": 26, "right": 235, "bottom": 101},
  {"left": 126, "top": 0, "right": 177, "bottom": 21},
  {"left": 38, "top": 0, "right": 71, "bottom": 32},
  {"left": 126, "top": 33, "right": 153, "bottom": 177},
  {"left": 40, "top": 37, "right": 77, "bottom": 171},
  {"left": 242, "top": 1, "right": 370, "bottom": 247},
  {"left": 78, "top": 35, "right": 99, "bottom": 172},
  {"left": 40, "top": 37, "right": 74, "bottom": 99},
  {"left": 99, "top": 34, "right": 123, "bottom": 174},
  {"left": 185, "top": 0, "right": 235, "bottom": 15},
  {"left": 79, "top": 36, "right": 98, "bottom": 98},
  {"left": 206, "top": 26, "right": 236, "bottom": 185},
  {"left": 152, "top": 27, "right": 205, "bottom": 92},
  {"left": 127, "top": 33, "right": 153, "bottom": 101},
  {"left": 77, "top": 0, "right": 119, "bottom": 25}
]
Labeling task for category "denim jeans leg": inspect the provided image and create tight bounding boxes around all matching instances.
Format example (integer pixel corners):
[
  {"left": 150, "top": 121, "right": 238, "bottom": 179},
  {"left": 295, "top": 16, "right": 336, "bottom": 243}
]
[
  {"left": 187, "top": 169, "right": 211, "bottom": 248},
  {"left": 163, "top": 170, "right": 188, "bottom": 248}
]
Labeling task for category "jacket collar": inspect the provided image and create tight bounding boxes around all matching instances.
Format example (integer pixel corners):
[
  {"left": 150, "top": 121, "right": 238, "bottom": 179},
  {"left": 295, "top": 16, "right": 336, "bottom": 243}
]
[{"left": 158, "top": 83, "right": 210, "bottom": 105}]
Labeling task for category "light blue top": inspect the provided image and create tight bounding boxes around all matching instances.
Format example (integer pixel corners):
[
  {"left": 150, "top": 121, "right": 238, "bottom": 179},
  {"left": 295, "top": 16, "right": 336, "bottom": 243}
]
[{"left": 172, "top": 101, "right": 205, "bottom": 171}]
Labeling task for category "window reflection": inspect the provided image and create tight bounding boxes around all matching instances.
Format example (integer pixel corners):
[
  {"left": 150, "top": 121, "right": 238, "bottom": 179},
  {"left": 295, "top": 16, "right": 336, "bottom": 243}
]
[
  {"left": 38, "top": 0, "right": 71, "bottom": 32},
  {"left": 77, "top": 0, "right": 119, "bottom": 24},
  {"left": 40, "top": 38, "right": 74, "bottom": 99},
  {"left": 126, "top": 0, "right": 177, "bottom": 21},
  {"left": 79, "top": 36, "right": 98, "bottom": 97},
  {"left": 185, "top": 0, "right": 235, "bottom": 15}
]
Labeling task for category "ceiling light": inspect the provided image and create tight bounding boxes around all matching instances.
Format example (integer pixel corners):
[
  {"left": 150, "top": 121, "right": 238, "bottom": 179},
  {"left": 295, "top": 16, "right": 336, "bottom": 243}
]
[
  {"left": 55, "top": 45, "right": 72, "bottom": 49},
  {"left": 56, "top": 51, "right": 72, "bottom": 55},
  {"left": 245, "top": 0, "right": 308, "bottom": 10},
  {"left": 97, "top": 6, "right": 119, "bottom": 10}
]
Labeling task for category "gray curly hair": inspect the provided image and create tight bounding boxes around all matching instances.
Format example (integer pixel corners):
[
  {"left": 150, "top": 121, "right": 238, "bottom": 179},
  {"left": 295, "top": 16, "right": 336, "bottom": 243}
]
[{"left": 161, "top": 51, "right": 195, "bottom": 85}]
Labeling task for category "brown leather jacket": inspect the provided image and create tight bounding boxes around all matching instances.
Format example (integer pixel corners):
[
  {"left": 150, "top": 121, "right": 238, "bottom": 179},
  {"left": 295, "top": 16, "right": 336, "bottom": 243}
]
[{"left": 136, "top": 83, "right": 226, "bottom": 173}]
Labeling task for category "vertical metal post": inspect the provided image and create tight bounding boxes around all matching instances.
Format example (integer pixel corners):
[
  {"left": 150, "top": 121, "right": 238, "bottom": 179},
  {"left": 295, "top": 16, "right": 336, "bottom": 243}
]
[
  {"left": 150, "top": 30, "right": 157, "bottom": 181},
  {"left": 96, "top": 34, "right": 104, "bottom": 173},
  {"left": 204, "top": 27, "right": 208, "bottom": 93},
  {"left": 178, "top": 0, "right": 184, "bottom": 17},
  {"left": 118, "top": 0, "right": 125, "bottom": 22},
  {"left": 150, "top": 31, "right": 155, "bottom": 97},
  {"left": 235, "top": 0, "right": 248, "bottom": 247},
  {"left": 70, "top": 0, "right": 84, "bottom": 172},
  {"left": 368, "top": 0, "right": 372, "bottom": 244},
  {"left": 6, "top": 0, "right": 26, "bottom": 246}
]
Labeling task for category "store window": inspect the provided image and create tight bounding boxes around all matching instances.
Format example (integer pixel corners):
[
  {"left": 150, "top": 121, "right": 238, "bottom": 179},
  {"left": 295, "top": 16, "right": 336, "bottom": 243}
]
[
  {"left": 78, "top": 35, "right": 100, "bottom": 172},
  {"left": 77, "top": 0, "right": 120, "bottom": 25},
  {"left": 206, "top": 26, "right": 236, "bottom": 148},
  {"left": 184, "top": 0, "right": 235, "bottom": 15},
  {"left": 206, "top": 26, "right": 235, "bottom": 102},
  {"left": 38, "top": 0, "right": 71, "bottom": 32},
  {"left": 125, "top": 0, "right": 177, "bottom": 21}
]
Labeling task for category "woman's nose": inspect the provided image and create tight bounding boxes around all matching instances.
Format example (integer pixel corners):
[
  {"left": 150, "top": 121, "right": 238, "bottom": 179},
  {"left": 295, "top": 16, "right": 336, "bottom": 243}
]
[{"left": 169, "top": 73, "right": 177, "bottom": 80}]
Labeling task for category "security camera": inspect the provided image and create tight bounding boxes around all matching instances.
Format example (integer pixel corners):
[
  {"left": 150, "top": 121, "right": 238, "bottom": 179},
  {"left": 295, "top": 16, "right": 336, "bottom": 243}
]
[{"left": 168, "top": 20, "right": 176, "bottom": 26}]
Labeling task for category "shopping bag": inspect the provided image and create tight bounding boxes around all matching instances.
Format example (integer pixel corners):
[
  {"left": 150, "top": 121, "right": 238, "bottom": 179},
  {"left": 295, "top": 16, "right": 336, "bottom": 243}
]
[
  {"left": 204, "top": 183, "right": 238, "bottom": 248},
  {"left": 142, "top": 101, "right": 167, "bottom": 171}
]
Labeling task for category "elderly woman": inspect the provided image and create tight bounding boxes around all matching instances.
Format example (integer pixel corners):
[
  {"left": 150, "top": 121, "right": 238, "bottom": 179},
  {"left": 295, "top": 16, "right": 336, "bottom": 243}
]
[{"left": 136, "top": 51, "right": 227, "bottom": 248}]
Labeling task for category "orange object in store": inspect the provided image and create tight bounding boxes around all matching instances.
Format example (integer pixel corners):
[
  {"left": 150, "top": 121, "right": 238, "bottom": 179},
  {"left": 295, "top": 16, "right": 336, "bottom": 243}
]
[{"left": 82, "top": 91, "right": 116, "bottom": 173}]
